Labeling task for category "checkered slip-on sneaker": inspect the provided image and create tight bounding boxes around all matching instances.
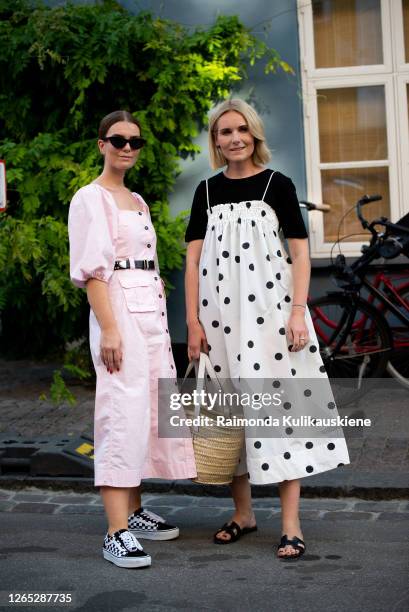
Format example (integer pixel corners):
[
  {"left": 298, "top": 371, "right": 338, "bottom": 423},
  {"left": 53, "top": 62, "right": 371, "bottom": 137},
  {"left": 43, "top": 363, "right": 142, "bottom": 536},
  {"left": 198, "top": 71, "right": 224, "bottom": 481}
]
[
  {"left": 103, "top": 529, "right": 151, "bottom": 568},
  {"left": 128, "top": 507, "right": 180, "bottom": 541}
]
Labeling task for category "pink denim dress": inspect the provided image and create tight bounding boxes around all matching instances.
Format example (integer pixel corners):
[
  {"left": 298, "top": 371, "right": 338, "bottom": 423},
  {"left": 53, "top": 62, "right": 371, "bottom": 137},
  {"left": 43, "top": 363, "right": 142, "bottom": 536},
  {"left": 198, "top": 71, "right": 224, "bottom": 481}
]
[{"left": 68, "top": 183, "right": 196, "bottom": 487}]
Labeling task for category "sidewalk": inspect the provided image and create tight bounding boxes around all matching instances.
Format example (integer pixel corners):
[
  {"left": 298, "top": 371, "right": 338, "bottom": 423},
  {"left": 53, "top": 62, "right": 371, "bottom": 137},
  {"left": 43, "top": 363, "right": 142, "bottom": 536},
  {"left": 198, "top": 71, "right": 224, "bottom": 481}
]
[{"left": 1, "top": 359, "right": 408, "bottom": 497}]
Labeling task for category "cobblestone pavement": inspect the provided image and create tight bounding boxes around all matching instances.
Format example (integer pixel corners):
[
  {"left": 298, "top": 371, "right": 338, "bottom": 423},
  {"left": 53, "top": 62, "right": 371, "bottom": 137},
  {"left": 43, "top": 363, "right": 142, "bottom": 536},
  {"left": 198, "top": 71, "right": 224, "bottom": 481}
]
[
  {"left": 1, "top": 359, "right": 409, "bottom": 493},
  {"left": 0, "top": 489, "right": 408, "bottom": 612}
]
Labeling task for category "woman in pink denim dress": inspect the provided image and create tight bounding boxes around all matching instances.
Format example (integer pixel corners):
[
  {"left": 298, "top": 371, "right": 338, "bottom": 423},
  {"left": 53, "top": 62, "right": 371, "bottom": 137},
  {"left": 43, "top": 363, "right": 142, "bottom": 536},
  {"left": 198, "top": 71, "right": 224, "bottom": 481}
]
[{"left": 68, "top": 110, "right": 196, "bottom": 568}]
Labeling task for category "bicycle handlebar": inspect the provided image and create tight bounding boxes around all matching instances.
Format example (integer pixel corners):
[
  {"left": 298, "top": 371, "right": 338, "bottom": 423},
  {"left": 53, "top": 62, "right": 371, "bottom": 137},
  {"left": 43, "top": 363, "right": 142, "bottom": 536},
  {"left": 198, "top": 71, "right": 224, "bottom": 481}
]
[{"left": 299, "top": 200, "right": 331, "bottom": 212}]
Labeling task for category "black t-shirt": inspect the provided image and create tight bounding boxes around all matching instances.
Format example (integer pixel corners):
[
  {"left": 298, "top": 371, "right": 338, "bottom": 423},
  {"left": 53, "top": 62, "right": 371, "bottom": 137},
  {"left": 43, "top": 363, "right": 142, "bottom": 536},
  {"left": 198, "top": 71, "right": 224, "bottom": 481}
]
[{"left": 185, "top": 169, "right": 308, "bottom": 242}]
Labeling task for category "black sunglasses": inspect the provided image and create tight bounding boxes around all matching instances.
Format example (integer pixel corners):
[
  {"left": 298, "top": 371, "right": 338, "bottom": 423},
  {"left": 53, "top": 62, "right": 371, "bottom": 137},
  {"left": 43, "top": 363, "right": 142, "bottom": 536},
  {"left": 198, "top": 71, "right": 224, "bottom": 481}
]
[{"left": 103, "top": 135, "right": 146, "bottom": 150}]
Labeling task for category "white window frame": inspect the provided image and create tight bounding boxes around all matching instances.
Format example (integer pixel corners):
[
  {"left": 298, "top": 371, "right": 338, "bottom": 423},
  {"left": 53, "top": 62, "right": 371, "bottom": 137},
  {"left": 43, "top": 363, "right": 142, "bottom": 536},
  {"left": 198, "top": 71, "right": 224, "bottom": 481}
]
[{"left": 298, "top": 0, "right": 409, "bottom": 258}]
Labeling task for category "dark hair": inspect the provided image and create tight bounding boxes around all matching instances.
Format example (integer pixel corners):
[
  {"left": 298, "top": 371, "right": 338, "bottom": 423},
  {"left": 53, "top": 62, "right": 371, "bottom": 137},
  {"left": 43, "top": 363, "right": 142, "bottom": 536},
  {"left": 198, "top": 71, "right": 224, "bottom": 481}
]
[{"left": 98, "top": 110, "right": 141, "bottom": 139}]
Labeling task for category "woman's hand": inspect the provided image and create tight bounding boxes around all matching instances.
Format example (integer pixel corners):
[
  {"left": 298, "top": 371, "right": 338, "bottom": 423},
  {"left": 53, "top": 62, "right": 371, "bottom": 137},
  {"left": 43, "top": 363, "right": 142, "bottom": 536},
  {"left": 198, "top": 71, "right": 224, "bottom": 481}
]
[
  {"left": 187, "top": 320, "right": 209, "bottom": 361},
  {"left": 100, "top": 326, "right": 123, "bottom": 372},
  {"left": 287, "top": 311, "right": 309, "bottom": 352}
]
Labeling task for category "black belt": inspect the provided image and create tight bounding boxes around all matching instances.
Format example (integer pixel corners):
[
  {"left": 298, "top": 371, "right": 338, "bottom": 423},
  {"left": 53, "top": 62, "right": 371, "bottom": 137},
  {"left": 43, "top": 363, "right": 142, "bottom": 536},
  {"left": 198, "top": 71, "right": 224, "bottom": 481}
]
[{"left": 114, "top": 259, "right": 155, "bottom": 270}]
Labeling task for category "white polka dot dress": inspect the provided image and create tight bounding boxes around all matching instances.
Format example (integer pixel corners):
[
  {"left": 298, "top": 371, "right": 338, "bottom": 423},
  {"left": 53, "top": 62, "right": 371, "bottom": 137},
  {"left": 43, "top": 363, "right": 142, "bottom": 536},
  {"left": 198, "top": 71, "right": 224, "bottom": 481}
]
[{"left": 198, "top": 172, "right": 350, "bottom": 485}]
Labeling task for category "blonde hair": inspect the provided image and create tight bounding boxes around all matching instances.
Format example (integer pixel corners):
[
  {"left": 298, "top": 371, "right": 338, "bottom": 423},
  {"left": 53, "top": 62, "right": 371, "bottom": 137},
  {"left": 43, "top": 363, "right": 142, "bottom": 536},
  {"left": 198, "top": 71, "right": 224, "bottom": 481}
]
[{"left": 208, "top": 98, "right": 271, "bottom": 170}]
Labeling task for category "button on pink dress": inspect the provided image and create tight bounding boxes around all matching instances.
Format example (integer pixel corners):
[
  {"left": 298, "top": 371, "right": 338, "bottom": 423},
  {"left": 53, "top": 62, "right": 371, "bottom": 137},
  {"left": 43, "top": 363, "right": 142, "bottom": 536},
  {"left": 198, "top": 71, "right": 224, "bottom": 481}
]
[{"left": 68, "top": 183, "right": 196, "bottom": 487}]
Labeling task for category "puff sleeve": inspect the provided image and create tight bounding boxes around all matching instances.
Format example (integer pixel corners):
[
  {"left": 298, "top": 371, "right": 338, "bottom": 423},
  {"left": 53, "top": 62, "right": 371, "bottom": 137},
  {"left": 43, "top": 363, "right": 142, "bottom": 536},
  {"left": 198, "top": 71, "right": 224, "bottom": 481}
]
[{"left": 68, "top": 185, "right": 118, "bottom": 288}]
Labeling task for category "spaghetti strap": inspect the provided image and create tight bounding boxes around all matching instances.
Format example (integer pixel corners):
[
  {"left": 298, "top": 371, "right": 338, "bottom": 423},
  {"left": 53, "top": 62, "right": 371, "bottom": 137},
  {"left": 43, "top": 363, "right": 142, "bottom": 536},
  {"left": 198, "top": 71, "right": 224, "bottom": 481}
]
[
  {"left": 261, "top": 170, "right": 276, "bottom": 202},
  {"left": 205, "top": 179, "right": 212, "bottom": 213}
]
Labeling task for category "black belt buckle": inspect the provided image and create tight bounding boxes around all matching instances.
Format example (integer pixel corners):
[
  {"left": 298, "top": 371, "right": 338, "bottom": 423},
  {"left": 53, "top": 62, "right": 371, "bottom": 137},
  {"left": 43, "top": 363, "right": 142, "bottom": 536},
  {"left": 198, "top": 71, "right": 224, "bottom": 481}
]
[
  {"left": 143, "top": 259, "right": 148, "bottom": 270},
  {"left": 114, "top": 259, "right": 130, "bottom": 270}
]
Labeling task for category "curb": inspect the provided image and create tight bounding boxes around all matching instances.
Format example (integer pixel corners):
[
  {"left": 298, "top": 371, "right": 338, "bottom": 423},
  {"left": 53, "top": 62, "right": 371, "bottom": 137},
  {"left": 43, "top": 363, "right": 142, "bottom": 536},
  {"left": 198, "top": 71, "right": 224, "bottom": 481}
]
[{"left": 0, "top": 475, "right": 408, "bottom": 500}]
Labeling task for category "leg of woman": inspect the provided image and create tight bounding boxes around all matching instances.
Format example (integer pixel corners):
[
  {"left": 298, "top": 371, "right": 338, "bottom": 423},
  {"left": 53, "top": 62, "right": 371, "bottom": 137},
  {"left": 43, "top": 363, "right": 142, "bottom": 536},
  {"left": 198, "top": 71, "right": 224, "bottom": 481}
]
[
  {"left": 128, "top": 486, "right": 142, "bottom": 514},
  {"left": 100, "top": 486, "right": 132, "bottom": 535},
  {"left": 277, "top": 479, "right": 304, "bottom": 557},
  {"left": 214, "top": 474, "right": 256, "bottom": 542}
]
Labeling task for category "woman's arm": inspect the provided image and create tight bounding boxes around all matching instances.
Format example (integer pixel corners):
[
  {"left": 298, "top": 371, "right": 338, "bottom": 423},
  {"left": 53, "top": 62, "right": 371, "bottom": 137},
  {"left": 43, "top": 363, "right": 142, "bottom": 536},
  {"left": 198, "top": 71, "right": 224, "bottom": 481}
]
[
  {"left": 286, "top": 238, "right": 311, "bottom": 352},
  {"left": 86, "top": 278, "right": 122, "bottom": 373},
  {"left": 185, "top": 240, "right": 208, "bottom": 360}
]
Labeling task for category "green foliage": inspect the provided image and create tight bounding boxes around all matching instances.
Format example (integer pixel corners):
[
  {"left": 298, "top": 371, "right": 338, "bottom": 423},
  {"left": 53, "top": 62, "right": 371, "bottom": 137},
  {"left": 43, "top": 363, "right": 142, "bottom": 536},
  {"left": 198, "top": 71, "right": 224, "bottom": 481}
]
[{"left": 0, "top": 0, "right": 291, "bottom": 357}]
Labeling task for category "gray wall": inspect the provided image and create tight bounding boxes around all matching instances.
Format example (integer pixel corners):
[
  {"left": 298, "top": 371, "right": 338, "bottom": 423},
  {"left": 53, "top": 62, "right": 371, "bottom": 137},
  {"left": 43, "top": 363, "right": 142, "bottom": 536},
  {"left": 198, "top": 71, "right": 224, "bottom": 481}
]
[{"left": 128, "top": 1, "right": 306, "bottom": 341}]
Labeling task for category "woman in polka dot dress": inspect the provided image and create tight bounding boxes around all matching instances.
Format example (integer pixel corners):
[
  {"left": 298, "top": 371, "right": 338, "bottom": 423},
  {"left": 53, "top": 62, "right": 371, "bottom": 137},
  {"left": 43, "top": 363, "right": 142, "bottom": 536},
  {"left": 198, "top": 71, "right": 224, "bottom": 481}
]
[{"left": 185, "top": 99, "right": 350, "bottom": 560}]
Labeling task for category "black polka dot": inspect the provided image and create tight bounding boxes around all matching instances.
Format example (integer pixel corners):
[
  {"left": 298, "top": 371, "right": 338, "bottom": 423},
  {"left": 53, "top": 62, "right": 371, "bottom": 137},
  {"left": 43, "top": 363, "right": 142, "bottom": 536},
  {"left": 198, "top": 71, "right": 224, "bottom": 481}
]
[
  {"left": 224, "top": 326, "right": 231, "bottom": 334},
  {"left": 275, "top": 353, "right": 283, "bottom": 360},
  {"left": 277, "top": 250, "right": 282, "bottom": 257},
  {"left": 249, "top": 263, "right": 255, "bottom": 271},
  {"left": 251, "top": 220, "right": 255, "bottom": 227},
  {"left": 211, "top": 225, "right": 215, "bottom": 230},
  {"left": 242, "top": 242, "right": 250, "bottom": 249},
  {"left": 309, "top": 345, "right": 317, "bottom": 353},
  {"left": 235, "top": 255, "right": 240, "bottom": 263},
  {"left": 261, "top": 210, "right": 266, "bottom": 217},
  {"left": 224, "top": 297, "right": 230, "bottom": 305},
  {"left": 283, "top": 402, "right": 291, "bottom": 410},
  {"left": 304, "top": 389, "right": 312, "bottom": 397},
  {"left": 273, "top": 380, "right": 280, "bottom": 388},
  {"left": 238, "top": 217, "right": 241, "bottom": 224},
  {"left": 277, "top": 303, "right": 281, "bottom": 310},
  {"left": 237, "top": 354, "right": 241, "bottom": 361},
  {"left": 216, "top": 286, "right": 219, "bottom": 293},
  {"left": 286, "top": 257, "right": 292, "bottom": 264},
  {"left": 246, "top": 202, "right": 251, "bottom": 208},
  {"left": 306, "top": 465, "right": 314, "bottom": 473},
  {"left": 254, "top": 363, "right": 260, "bottom": 371},
  {"left": 216, "top": 258, "right": 219, "bottom": 266},
  {"left": 285, "top": 427, "right": 293, "bottom": 435},
  {"left": 291, "top": 368, "right": 296, "bottom": 376},
  {"left": 254, "top": 441, "right": 261, "bottom": 449},
  {"left": 218, "top": 234, "right": 222, "bottom": 241},
  {"left": 319, "top": 365, "right": 326, "bottom": 373},
  {"left": 279, "top": 327, "right": 285, "bottom": 335},
  {"left": 248, "top": 340, "right": 254, "bottom": 348},
  {"left": 284, "top": 452, "right": 291, "bottom": 459},
  {"left": 327, "top": 443, "right": 335, "bottom": 450},
  {"left": 257, "top": 317, "right": 264, "bottom": 324},
  {"left": 218, "top": 273, "right": 223, "bottom": 281},
  {"left": 305, "top": 442, "right": 313, "bottom": 449},
  {"left": 266, "top": 281, "right": 274, "bottom": 289},
  {"left": 222, "top": 250, "right": 229, "bottom": 258},
  {"left": 202, "top": 299, "right": 208, "bottom": 307},
  {"left": 214, "top": 365, "right": 221, "bottom": 373},
  {"left": 248, "top": 294, "right": 255, "bottom": 302},
  {"left": 266, "top": 254, "right": 271, "bottom": 261},
  {"left": 202, "top": 269, "right": 207, "bottom": 276},
  {"left": 328, "top": 401, "right": 335, "bottom": 409},
  {"left": 230, "top": 204, "right": 234, "bottom": 211},
  {"left": 273, "top": 231, "right": 277, "bottom": 237},
  {"left": 212, "top": 321, "right": 219, "bottom": 328},
  {"left": 284, "top": 295, "right": 291, "bottom": 303},
  {"left": 276, "top": 273, "right": 281, "bottom": 280},
  {"left": 219, "top": 213, "right": 223, "bottom": 219},
  {"left": 261, "top": 463, "right": 269, "bottom": 471}
]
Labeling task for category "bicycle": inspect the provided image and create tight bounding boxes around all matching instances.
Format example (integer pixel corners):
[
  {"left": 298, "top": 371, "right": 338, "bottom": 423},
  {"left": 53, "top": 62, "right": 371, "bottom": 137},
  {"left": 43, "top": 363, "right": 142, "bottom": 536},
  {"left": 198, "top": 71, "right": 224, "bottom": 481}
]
[{"left": 302, "top": 196, "right": 409, "bottom": 405}]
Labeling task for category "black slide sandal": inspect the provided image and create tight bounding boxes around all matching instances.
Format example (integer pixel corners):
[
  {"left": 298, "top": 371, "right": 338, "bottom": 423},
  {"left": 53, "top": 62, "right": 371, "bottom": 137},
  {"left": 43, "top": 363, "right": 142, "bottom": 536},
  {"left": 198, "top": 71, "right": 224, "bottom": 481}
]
[
  {"left": 213, "top": 521, "right": 258, "bottom": 545},
  {"left": 277, "top": 534, "right": 306, "bottom": 560}
]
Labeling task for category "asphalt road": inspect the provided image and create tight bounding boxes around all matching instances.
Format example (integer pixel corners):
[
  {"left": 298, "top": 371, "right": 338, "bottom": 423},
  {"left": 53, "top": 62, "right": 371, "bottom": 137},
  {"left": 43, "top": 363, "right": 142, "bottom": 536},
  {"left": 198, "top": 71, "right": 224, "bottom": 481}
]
[{"left": 0, "top": 493, "right": 408, "bottom": 612}]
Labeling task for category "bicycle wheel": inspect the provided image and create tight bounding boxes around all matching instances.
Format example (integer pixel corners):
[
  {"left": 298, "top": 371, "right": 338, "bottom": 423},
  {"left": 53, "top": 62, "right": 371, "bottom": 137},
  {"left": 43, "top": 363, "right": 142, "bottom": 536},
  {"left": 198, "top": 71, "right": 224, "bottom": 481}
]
[
  {"left": 384, "top": 285, "right": 409, "bottom": 388},
  {"left": 309, "top": 294, "right": 392, "bottom": 406}
]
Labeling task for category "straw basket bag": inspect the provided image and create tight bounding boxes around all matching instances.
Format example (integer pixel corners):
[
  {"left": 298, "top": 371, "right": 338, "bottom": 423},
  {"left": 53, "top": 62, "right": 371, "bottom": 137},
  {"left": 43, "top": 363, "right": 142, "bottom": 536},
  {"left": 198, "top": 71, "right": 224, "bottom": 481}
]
[{"left": 182, "top": 353, "right": 244, "bottom": 485}]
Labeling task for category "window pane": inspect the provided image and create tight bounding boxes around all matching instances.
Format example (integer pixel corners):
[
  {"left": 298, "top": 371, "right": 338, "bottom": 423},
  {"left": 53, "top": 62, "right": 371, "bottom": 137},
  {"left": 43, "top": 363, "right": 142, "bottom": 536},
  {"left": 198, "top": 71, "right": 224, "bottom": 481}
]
[
  {"left": 405, "top": 0, "right": 409, "bottom": 63},
  {"left": 318, "top": 86, "right": 387, "bottom": 163},
  {"left": 313, "top": 0, "right": 383, "bottom": 68},
  {"left": 321, "top": 167, "right": 390, "bottom": 242}
]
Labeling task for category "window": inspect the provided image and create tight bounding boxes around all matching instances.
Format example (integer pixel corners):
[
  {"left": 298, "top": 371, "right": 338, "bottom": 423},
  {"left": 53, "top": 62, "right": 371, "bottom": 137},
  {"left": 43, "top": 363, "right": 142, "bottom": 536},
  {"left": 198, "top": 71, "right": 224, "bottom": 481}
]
[{"left": 298, "top": 0, "right": 409, "bottom": 257}]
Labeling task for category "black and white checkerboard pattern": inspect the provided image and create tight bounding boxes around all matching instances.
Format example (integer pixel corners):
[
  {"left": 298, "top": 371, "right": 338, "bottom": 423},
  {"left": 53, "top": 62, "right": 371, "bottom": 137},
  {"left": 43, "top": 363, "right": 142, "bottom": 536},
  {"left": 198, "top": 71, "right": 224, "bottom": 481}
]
[
  {"left": 128, "top": 509, "right": 167, "bottom": 532},
  {"left": 103, "top": 529, "right": 142, "bottom": 557}
]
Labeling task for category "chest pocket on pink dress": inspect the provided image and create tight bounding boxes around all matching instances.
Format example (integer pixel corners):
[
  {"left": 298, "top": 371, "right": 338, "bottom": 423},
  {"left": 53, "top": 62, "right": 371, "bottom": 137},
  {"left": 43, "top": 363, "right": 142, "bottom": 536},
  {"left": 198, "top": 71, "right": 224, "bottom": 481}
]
[{"left": 119, "top": 277, "right": 158, "bottom": 312}]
